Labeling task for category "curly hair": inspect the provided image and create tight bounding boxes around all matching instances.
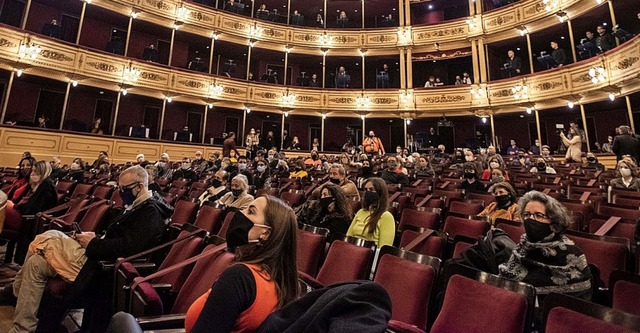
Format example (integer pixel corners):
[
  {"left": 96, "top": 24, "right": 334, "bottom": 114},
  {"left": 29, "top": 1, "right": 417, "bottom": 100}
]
[{"left": 517, "top": 190, "right": 572, "bottom": 233}]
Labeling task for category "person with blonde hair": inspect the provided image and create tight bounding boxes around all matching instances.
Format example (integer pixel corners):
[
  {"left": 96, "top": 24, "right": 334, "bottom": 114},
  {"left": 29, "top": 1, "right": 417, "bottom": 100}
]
[
  {"left": 560, "top": 127, "right": 582, "bottom": 162},
  {"left": 215, "top": 174, "right": 254, "bottom": 210}
]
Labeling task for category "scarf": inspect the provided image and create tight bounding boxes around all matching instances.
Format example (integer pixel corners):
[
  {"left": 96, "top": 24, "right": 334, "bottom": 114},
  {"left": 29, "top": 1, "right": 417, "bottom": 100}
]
[{"left": 499, "top": 234, "right": 591, "bottom": 296}]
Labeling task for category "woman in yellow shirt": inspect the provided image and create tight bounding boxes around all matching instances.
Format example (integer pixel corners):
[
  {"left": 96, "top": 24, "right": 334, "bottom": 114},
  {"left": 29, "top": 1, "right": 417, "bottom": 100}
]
[{"left": 347, "top": 177, "right": 395, "bottom": 247}]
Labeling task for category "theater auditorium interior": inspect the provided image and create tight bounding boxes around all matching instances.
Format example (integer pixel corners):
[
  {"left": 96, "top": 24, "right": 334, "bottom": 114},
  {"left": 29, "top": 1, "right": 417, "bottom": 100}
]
[{"left": 0, "top": 0, "right": 639, "bottom": 331}]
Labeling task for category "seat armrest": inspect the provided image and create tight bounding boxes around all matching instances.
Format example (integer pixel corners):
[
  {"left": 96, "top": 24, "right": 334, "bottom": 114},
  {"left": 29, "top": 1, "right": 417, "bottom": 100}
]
[
  {"left": 297, "top": 271, "right": 324, "bottom": 290},
  {"left": 101, "top": 259, "right": 150, "bottom": 271},
  {"left": 137, "top": 313, "right": 186, "bottom": 330}
]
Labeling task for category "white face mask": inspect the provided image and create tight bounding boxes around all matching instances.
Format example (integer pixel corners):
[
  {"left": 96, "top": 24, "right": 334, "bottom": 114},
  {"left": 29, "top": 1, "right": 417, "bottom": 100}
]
[
  {"left": 490, "top": 162, "right": 499, "bottom": 169},
  {"left": 257, "top": 166, "right": 266, "bottom": 173},
  {"left": 70, "top": 162, "right": 81, "bottom": 171},
  {"left": 620, "top": 168, "right": 632, "bottom": 177},
  {"left": 238, "top": 163, "right": 247, "bottom": 171},
  {"left": 465, "top": 156, "right": 474, "bottom": 162},
  {"left": 157, "top": 162, "right": 166, "bottom": 169},
  {"left": 181, "top": 163, "right": 190, "bottom": 170}
]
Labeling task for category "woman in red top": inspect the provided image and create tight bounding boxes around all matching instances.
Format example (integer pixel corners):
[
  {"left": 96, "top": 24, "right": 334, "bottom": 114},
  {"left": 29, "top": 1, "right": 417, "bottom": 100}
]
[{"left": 185, "top": 195, "right": 299, "bottom": 332}]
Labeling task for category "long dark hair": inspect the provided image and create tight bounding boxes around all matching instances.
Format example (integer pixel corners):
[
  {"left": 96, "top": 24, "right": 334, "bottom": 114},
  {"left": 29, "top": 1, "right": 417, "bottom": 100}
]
[
  {"left": 236, "top": 196, "right": 299, "bottom": 308},
  {"left": 17, "top": 157, "right": 36, "bottom": 179},
  {"left": 361, "top": 177, "right": 389, "bottom": 235},
  {"left": 320, "top": 183, "right": 353, "bottom": 218}
]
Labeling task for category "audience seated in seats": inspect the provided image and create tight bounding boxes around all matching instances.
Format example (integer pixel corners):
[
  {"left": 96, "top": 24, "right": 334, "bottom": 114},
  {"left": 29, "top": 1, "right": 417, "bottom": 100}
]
[
  {"left": 215, "top": 174, "right": 254, "bottom": 211},
  {"left": 299, "top": 183, "right": 353, "bottom": 236},
  {"left": 198, "top": 170, "right": 230, "bottom": 207},
  {"left": 3, "top": 161, "right": 57, "bottom": 259},
  {"left": 612, "top": 125, "right": 640, "bottom": 162},
  {"left": 560, "top": 127, "right": 582, "bottom": 163},
  {"left": 595, "top": 25, "right": 615, "bottom": 52},
  {"left": 289, "top": 160, "right": 308, "bottom": 179},
  {"left": 530, "top": 158, "right": 557, "bottom": 174},
  {"left": 424, "top": 76, "right": 435, "bottom": 87},
  {"left": 347, "top": 177, "right": 395, "bottom": 248},
  {"left": 529, "top": 140, "right": 541, "bottom": 155},
  {"left": 339, "top": 153, "right": 358, "bottom": 174},
  {"left": 252, "top": 159, "right": 271, "bottom": 190},
  {"left": 499, "top": 191, "right": 592, "bottom": 329},
  {"left": 0, "top": 166, "right": 172, "bottom": 332},
  {"left": 172, "top": 157, "right": 199, "bottom": 182},
  {"left": 48, "top": 156, "right": 67, "bottom": 182},
  {"left": 540, "top": 145, "right": 555, "bottom": 163},
  {"left": 506, "top": 139, "right": 520, "bottom": 155},
  {"left": 379, "top": 156, "right": 409, "bottom": 186},
  {"left": 609, "top": 159, "right": 640, "bottom": 190},
  {"left": 135, "top": 154, "right": 149, "bottom": 168},
  {"left": 145, "top": 164, "right": 162, "bottom": 194},
  {"left": 0, "top": 190, "right": 6, "bottom": 229},
  {"left": 485, "top": 145, "right": 504, "bottom": 166},
  {"left": 304, "top": 151, "right": 322, "bottom": 168},
  {"left": 511, "top": 150, "right": 531, "bottom": 169},
  {"left": 581, "top": 152, "right": 605, "bottom": 171},
  {"left": 90, "top": 151, "right": 110, "bottom": 170},
  {"left": 65, "top": 158, "right": 86, "bottom": 182},
  {"left": 478, "top": 181, "right": 521, "bottom": 226},
  {"left": 463, "top": 150, "right": 483, "bottom": 174},
  {"left": 191, "top": 151, "right": 206, "bottom": 170},
  {"left": 323, "top": 163, "right": 360, "bottom": 201},
  {"left": 273, "top": 160, "right": 290, "bottom": 178},
  {"left": 203, "top": 152, "right": 221, "bottom": 173},
  {"left": 461, "top": 162, "right": 486, "bottom": 193},
  {"left": 414, "top": 155, "right": 435, "bottom": 177},
  {"left": 230, "top": 156, "right": 254, "bottom": 186},
  {"left": 356, "top": 159, "right": 374, "bottom": 189},
  {"left": 155, "top": 153, "right": 174, "bottom": 179},
  {"left": 481, "top": 157, "right": 509, "bottom": 181},
  {"left": 4, "top": 157, "right": 36, "bottom": 208}
]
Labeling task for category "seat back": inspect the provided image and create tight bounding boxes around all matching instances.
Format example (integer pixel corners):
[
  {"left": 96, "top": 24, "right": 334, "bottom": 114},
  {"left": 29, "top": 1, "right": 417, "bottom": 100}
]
[
  {"left": 279, "top": 191, "right": 306, "bottom": 208},
  {"left": 399, "top": 230, "right": 446, "bottom": 258},
  {"left": 448, "top": 201, "right": 484, "bottom": 217},
  {"left": 613, "top": 280, "right": 640, "bottom": 317},
  {"left": 110, "top": 189, "right": 123, "bottom": 208},
  {"left": 597, "top": 204, "right": 640, "bottom": 221},
  {"left": 171, "top": 249, "right": 236, "bottom": 314},
  {"left": 296, "top": 227, "right": 329, "bottom": 276},
  {"left": 589, "top": 219, "right": 637, "bottom": 243},
  {"left": 78, "top": 201, "right": 112, "bottom": 232},
  {"left": 92, "top": 185, "right": 115, "bottom": 199},
  {"left": 193, "top": 205, "right": 224, "bottom": 233},
  {"left": 316, "top": 240, "right": 374, "bottom": 286},
  {"left": 398, "top": 209, "right": 439, "bottom": 232},
  {"left": 70, "top": 183, "right": 94, "bottom": 199},
  {"left": 217, "top": 211, "right": 235, "bottom": 237},
  {"left": 61, "top": 198, "right": 91, "bottom": 223},
  {"left": 431, "top": 275, "right": 529, "bottom": 333},
  {"left": 494, "top": 218, "right": 525, "bottom": 242},
  {"left": 154, "top": 231, "right": 205, "bottom": 292},
  {"left": 170, "top": 200, "right": 199, "bottom": 226},
  {"left": 442, "top": 216, "right": 490, "bottom": 241},
  {"left": 565, "top": 230, "right": 630, "bottom": 288},
  {"left": 374, "top": 253, "right": 437, "bottom": 329}
]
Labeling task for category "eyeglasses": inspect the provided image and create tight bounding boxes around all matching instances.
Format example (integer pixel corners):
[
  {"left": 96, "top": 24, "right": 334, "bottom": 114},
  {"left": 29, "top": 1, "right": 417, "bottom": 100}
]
[
  {"left": 119, "top": 181, "right": 141, "bottom": 191},
  {"left": 522, "top": 212, "right": 549, "bottom": 221}
]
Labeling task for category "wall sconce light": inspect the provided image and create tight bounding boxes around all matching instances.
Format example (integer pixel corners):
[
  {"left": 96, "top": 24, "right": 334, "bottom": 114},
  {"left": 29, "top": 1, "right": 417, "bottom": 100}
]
[
  {"left": 543, "top": 0, "right": 559, "bottom": 12},
  {"left": 470, "top": 85, "right": 485, "bottom": 99},
  {"left": 406, "top": 119, "right": 411, "bottom": 125},
  {"left": 249, "top": 22, "right": 263, "bottom": 37},
  {"left": 284, "top": 111, "right": 289, "bottom": 117},
  {"left": 121, "top": 88, "right": 128, "bottom": 96},
  {"left": 511, "top": 83, "right": 528, "bottom": 100},
  {"left": 211, "top": 31, "right": 220, "bottom": 40},
  {"left": 282, "top": 90, "right": 296, "bottom": 106},
  {"left": 15, "top": 68, "right": 23, "bottom": 77},
  {"left": 360, "top": 114, "right": 366, "bottom": 120},
  {"left": 319, "top": 32, "right": 331, "bottom": 46},
  {"left": 465, "top": 17, "right": 479, "bottom": 28},
  {"left": 359, "top": 49, "right": 367, "bottom": 57},
  {"left": 71, "top": 80, "right": 78, "bottom": 87},
  {"left": 356, "top": 94, "right": 370, "bottom": 109},
  {"left": 18, "top": 41, "right": 42, "bottom": 59},
  {"left": 322, "top": 113, "right": 327, "bottom": 119},
  {"left": 209, "top": 83, "right": 223, "bottom": 97},
  {"left": 608, "top": 92, "right": 616, "bottom": 101},
  {"left": 588, "top": 66, "right": 606, "bottom": 84},
  {"left": 567, "top": 101, "right": 574, "bottom": 108},
  {"left": 249, "top": 39, "right": 257, "bottom": 47},
  {"left": 165, "top": 96, "right": 172, "bottom": 103},
  {"left": 284, "top": 45, "right": 292, "bottom": 53},
  {"left": 556, "top": 10, "right": 569, "bottom": 23},
  {"left": 123, "top": 65, "right": 141, "bottom": 82},
  {"left": 176, "top": 5, "right": 191, "bottom": 22},
  {"left": 130, "top": 11, "right": 138, "bottom": 19},
  {"left": 517, "top": 25, "right": 529, "bottom": 36},
  {"left": 245, "top": 107, "right": 251, "bottom": 113}
]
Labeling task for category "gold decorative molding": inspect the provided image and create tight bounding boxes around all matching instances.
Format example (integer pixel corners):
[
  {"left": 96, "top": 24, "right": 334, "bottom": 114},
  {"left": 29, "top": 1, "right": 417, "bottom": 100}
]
[
  {"left": 40, "top": 50, "right": 73, "bottom": 62},
  {"left": 86, "top": 61, "right": 119, "bottom": 73}
]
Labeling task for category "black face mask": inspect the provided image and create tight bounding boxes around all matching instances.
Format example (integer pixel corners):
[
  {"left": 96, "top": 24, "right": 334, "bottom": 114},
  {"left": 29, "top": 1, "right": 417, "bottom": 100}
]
[
  {"left": 329, "top": 178, "right": 341, "bottom": 185},
  {"left": 364, "top": 191, "right": 379, "bottom": 208},
  {"left": 212, "top": 179, "right": 222, "bottom": 188},
  {"left": 587, "top": 157, "right": 596, "bottom": 163},
  {"left": 362, "top": 166, "right": 372, "bottom": 175},
  {"left": 231, "top": 189, "right": 243, "bottom": 197},
  {"left": 524, "top": 218, "right": 554, "bottom": 243},
  {"left": 495, "top": 194, "right": 511, "bottom": 208},
  {"left": 320, "top": 197, "right": 334, "bottom": 211},
  {"left": 225, "top": 211, "right": 255, "bottom": 250},
  {"left": 120, "top": 186, "right": 138, "bottom": 206},
  {"left": 312, "top": 155, "right": 318, "bottom": 161},
  {"left": 463, "top": 172, "right": 475, "bottom": 179},
  {"left": 537, "top": 162, "right": 546, "bottom": 169}
]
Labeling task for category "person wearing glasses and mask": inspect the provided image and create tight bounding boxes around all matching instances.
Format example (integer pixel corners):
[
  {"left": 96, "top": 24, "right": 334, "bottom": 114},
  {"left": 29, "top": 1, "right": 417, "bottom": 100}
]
[
  {"left": 214, "top": 175, "right": 254, "bottom": 210},
  {"left": 347, "top": 177, "right": 395, "bottom": 248},
  {"left": 198, "top": 170, "right": 230, "bottom": 206},
  {"left": 172, "top": 157, "right": 198, "bottom": 182},
  {"left": 499, "top": 191, "right": 591, "bottom": 329},
  {"left": 478, "top": 181, "right": 520, "bottom": 225},
  {"left": 609, "top": 159, "right": 640, "bottom": 190},
  {"left": 0, "top": 166, "right": 172, "bottom": 333}
]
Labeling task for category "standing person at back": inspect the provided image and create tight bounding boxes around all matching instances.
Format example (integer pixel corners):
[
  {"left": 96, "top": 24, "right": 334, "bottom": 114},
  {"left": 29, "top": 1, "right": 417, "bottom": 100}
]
[
  {"left": 363, "top": 131, "right": 385, "bottom": 156},
  {"left": 612, "top": 125, "right": 640, "bottom": 163},
  {"left": 223, "top": 132, "right": 241, "bottom": 158}
]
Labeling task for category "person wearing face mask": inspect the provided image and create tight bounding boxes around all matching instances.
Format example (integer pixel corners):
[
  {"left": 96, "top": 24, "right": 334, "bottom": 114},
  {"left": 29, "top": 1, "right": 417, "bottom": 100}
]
[
  {"left": 560, "top": 128, "right": 582, "bottom": 163},
  {"left": 363, "top": 131, "right": 385, "bottom": 156},
  {"left": 144, "top": 164, "right": 163, "bottom": 193},
  {"left": 155, "top": 153, "right": 173, "bottom": 179},
  {"left": 485, "top": 145, "right": 504, "bottom": 166},
  {"left": 581, "top": 152, "right": 605, "bottom": 171},
  {"left": 356, "top": 160, "right": 374, "bottom": 188},
  {"left": 460, "top": 163, "right": 486, "bottom": 193},
  {"left": 91, "top": 151, "right": 110, "bottom": 170},
  {"left": 203, "top": 152, "right": 222, "bottom": 173},
  {"left": 481, "top": 158, "right": 510, "bottom": 181},
  {"left": 319, "top": 164, "right": 360, "bottom": 201},
  {"left": 511, "top": 149, "right": 531, "bottom": 169},
  {"left": 198, "top": 170, "right": 230, "bottom": 206},
  {"left": 300, "top": 184, "right": 353, "bottom": 236},
  {"left": 65, "top": 158, "right": 86, "bottom": 182},
  {"left": 48, "top": 156, "right": 67, "bottom": 182},
  {"left": 529, "top": 158, "right": 557, "bottom": 174},
  {"left": 273, "top": 160, "right": 290, "bottom": 178},
  {"left": 135, "top": 154, "right": 149, "bottom": 167},
  {"left": 499, "top": 191, "right": 591, "bottom": 329},
  {"left": 215, "top": 175, "right": 254, "bottom": 211},
  {"left": 192, "top": 151, "right": 206, "bottom": 169},
  {"left": 347, "top": 178, "right": 395, "bottom": 247},
  {"left": 252, "top": 159, "right": 271, "bottom": 190},
  {"left": 463, "top": 150, "right": 483, "bottom": 174},
  {"left": 379, "top": 157, "right": 409, "bottom": 186},
  {"left": 415, "top": 156, "right": 435, "bottom": 177},
  {"left": 304, "top": 152, "right": 322, "bottom": 168},
  {"left": 478, "top": 181, "right": 521, "bottom": 225},
  {"left": 1, "top": 166, "right": 172, "bottom": 332},
  {"left": 609, "top": 159, "right": 640, "bottom": 189},
  {"left": 289, "top": 160, "right": 309, "bottom": 179},
  {"left": 2, "top": 160, "right": 57, "bottom": 260},
  {"left": 172, "top": 157, "right": 198, "bottom": 182}
]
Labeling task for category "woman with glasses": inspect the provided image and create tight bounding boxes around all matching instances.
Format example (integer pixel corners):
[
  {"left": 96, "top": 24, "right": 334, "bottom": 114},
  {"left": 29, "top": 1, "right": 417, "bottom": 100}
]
[
  {"left": 478, "top": 181, "right": 520, "bottom": 225},
  {"left": 346, "top": 177, "right": 395, "bottom": 247},
  {"left": 499, "top": 190, "right": 591, "bottom": 328}
]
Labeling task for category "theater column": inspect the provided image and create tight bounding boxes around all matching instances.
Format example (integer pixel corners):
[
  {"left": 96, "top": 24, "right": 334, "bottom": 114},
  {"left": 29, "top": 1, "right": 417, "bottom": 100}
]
[
  {"left": 111, "top": 93, "right": 122, "bottom": 136},
  {"left": 403, "top": 119, "right": 408, "bottom": 148},
  {"left": 208, "top": 36, "right": 216, "bottom": 75},
  {"left": 490, "top": 114, "right": 495, "bottom": 146},
  {"left": 168, "top": 28, "right": 176, "bottom": 66},
  {"left": 477, "top": 38, "right": 487, "bottom": 82},
  {"left": 280, "top": 112, "right": 285, "bottom": 150},
  {"left": 286, "top": 0, "right": 291, "bottom": 25},
  {"left": 20, "top": 0, "right": 32, "bottom": 30},
  {"left": 75, "top": 0, "right": 88, "bottom": 44},
  {"left": 242, "top": 108, "right": 248, "bottom": 144},
  {"left": 579, "top": 104, "right": 591, "bottom": 152},
  {"left": 608, "top": 0, "right": 619, "bottom": 46},
  {"left": 398, "top": 0, "right": 405, "bottom": 26},
  {"left": 406, "top": 48, "right": 413, "bottom": 88},
  {"left": 321, "top": 115, "right": 325, "bottom": 151},
  {"left": 283, "top": 49, "right": 289, "bottom": 85},
  {"left": 404, "top": 0, "right": 411, "bottom": 26},
  {"left": 124, "top": 16, "right": 133, "bottom": 57},
  {"left": 567, "top": 19, "right": 577, "bottom": 63},
  {"left": 59, "top": 81, "right": 72, "bottom": 130},
  {"left": 246, "top": 43, "right": 253, "bottom": 81},
  {"left": 361, "top": 52, "right": 366, "bottom": 88},
  {"left": 158, "top": 99, "right": 167, "bottom": 140},
  {"left": 626, "top": 96, "right": 635, "bottom": 133},
  {"left": 471, "top": 40, "right": 480, "bottom": 83},
  {"left": 361, "top": 115, "right": 366, "bottom": 141},
  {"left": 0, "top": 71, "right": 15, "bottom": 124},
  {"left": 535, "top": 109, "right": 543, "bottom": 146},
  {"left": 321, "top": 50, "right": 327, "bottom": 88},
  {"left": 361, "top": 0, "right": 365, "bottom": 29},
  {"left": 323, "top": 0, "right": 327, "bottom": 28},
  {"left": 399, "top": 48, "right": 406, "bottom": 89},
  {"left": 526, "top": 33, "right": 534, "bottom": 74},
  {"left": 202, "top": 104, "right": 209, "bottom": 144}
]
